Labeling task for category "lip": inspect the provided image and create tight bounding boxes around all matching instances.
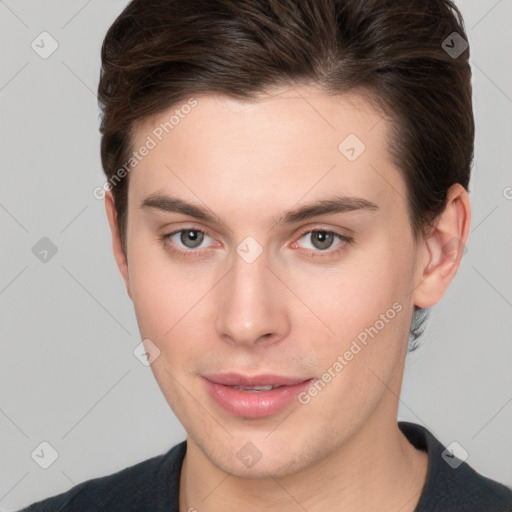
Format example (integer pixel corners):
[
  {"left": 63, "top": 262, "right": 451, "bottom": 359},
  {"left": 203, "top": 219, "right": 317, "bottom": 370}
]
[
  {"left": 203, "top": 373, "right": 311, "bottom": 387},
  {"left": 202, "top": 373, "right": 314, "bottom": 418}
]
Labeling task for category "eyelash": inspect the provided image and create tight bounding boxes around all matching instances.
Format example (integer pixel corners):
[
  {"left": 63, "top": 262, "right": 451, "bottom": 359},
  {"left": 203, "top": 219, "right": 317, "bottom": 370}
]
[{"left": 159, "top": 227, "right": 354, "bottom": 260}]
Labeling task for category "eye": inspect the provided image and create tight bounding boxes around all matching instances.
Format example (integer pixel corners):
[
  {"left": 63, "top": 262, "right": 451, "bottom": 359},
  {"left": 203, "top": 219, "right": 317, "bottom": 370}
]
[
  {"left": 294, "top": 229, "right": 353, "bottom": 256},
  {"left": 161, "top": 228, "right": 215, "bottom": 256},
  {"left": 160, "top": 226, "right": 353, "bottom": 260},
  {"left": 174, "top": 229, "right": 208, "bottom": 249}
]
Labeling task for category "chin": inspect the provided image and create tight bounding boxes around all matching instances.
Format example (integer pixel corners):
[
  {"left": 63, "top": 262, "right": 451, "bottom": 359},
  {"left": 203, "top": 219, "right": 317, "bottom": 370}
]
[
  {"left": 196, "top": 435, "right": 312, "bottom": 480},
  {"left": 216, "top": 455, "right": 302, "bottom": 480}
]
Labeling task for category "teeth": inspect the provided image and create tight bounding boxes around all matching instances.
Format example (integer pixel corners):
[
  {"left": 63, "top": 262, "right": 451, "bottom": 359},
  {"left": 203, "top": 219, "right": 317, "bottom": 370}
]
[{"left": 233, "top": 385, "right": 279, "bottom": 391}]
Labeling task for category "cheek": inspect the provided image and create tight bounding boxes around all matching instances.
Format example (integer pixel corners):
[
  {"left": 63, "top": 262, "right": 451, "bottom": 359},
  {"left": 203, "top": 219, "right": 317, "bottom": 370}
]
[
  {"left": 292, "top": 252, "right": 412, "bottom": 424},
  {"left": 285, "top": 233, "right": 415, "bottom": 391},
  {"left": 126, "top": 238, "right": 220, "bottom": 371},
  {"left": 292, "top": 244, "right": 407, "bottom": 337},
  {"left": 126, "top": 250, "right": 204, "bottom": 403},
  {"left": 126, "top": 238, "right": 189, "bottom": 341}
]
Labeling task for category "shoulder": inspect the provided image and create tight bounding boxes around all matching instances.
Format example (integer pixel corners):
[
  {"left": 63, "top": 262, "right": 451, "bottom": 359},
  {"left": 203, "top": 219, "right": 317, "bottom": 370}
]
[
  {"left": 17, "top": 441, "right": 187, "bottom": 512},
  {"left": 399, "top": 421, "right": 512, "bottom": 511}
]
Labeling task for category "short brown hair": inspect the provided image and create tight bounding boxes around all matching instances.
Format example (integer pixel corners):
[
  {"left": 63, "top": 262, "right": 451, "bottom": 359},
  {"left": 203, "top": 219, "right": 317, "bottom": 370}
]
[{"left": 98, "top": 0, "right": 474, "bottom": 347}]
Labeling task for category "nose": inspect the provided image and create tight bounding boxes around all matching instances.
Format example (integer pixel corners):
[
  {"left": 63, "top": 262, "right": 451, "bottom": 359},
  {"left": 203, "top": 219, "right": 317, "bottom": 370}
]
[{"left": 214, "top": 246, "right": 290, "bottom": 349}]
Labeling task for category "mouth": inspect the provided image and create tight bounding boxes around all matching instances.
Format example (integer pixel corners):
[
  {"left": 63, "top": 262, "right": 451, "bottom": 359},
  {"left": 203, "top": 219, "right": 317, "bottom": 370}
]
[
  {"left": 229, "top": 384, "right": 282, "bottom": 392},
  {"left": 201, "top": 373, "right": 315, "bottom": 418}
]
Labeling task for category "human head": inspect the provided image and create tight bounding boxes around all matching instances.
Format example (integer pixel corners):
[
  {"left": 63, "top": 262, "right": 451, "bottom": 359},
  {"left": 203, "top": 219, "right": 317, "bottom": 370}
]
[
  {"left": 98, "top": 0, "right": 473, "bottom": 346},
  {"left": 98, "top": 0, "right": 472, "bottom": 483}
]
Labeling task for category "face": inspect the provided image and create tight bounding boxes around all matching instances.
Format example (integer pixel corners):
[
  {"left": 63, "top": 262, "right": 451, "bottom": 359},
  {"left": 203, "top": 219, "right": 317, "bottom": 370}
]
[{"left": 115, "top": 85, "right": 426, "bottom": 478}]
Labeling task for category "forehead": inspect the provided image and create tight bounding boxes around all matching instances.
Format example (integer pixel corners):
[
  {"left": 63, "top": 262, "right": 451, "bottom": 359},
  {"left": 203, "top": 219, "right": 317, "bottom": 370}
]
[
  {"left": 137, "top": 85, "right": 385, "bottom": 147},
  {"left": 127, "top": 85, "right": 405, "bottom": 220}
]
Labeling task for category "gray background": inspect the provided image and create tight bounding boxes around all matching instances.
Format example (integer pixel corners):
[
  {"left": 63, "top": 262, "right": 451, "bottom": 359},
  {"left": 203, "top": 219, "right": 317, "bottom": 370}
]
[{"left": 0, "top": 1, "right": 511, "bottom": 509}]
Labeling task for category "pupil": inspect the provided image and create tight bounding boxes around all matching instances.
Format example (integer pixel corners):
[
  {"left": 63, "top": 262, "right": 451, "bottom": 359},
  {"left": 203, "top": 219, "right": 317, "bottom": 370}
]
[
  {"left": 313, "top": 231, "right": 332, "bottom": 250},
  {"left": 181, "top": 230, "right": 203, "bottom": 248}
]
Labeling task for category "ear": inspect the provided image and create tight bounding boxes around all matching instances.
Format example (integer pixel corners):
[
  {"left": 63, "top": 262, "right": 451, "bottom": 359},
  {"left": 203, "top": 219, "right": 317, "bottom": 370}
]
[
  {"left": 412, "top": 183, "right": 471, "bottom": 308},
  {"left": 104, "top": 190, "right": 131, "bottom": 299}
]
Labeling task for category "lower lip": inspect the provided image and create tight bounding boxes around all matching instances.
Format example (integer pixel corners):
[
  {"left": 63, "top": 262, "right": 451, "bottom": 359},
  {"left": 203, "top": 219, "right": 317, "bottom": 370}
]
[{"left": 202, "top": 377, "right": 314, "bottom": 418}]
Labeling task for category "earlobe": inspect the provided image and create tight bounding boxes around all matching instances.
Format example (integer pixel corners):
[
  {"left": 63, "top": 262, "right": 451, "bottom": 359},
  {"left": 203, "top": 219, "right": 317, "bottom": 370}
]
[
  {"left": 412, "top": 183, "right": 471, "bottom": 308},
  {"left": 104, "top": 190, "right": 131, "bottom": 298}
]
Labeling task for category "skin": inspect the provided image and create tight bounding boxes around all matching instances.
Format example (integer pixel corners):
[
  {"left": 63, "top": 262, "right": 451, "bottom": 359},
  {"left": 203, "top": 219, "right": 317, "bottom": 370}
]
[{"left": 105, "top": 84, "right": 470, "bottom": 512}]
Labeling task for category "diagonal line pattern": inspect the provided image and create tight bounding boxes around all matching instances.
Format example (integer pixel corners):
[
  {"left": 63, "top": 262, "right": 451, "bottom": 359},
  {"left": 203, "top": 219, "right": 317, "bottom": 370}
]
[
  {"left": 265, "top": 266, "right": 336, "bottom": 335},
  {"left": 471, "top": 0, "right": 503, "bottom": 30},
  {"left": 163, "top": 367, "right": 233, "bottom": 438},
  {"left": 471, "top": 265, "right": 512, "bottom": 309},
  {"left": 264, "top": 408, "right": 297, "bottom": 439},
  {"left": 0, "top": 407, "right": 29, "bottom": 439},
  {"left": 368, "top": 112, "right": 386, "bottom": 132},
  {"left": 289, "top": 83, "right": 336, "bottom": 131},
  {"left": 61, "top": 470, "right": 77, "bottom": 485},
  {"left": 0, "top": 62, "right": 29, "bottom": 92},
  {"left": 197, "top": 473, "right": 231, "bottom": 505},
  {"left": 61, "top": 369, "right": 131, "bottom": 439},
  {"left": 59, "top": 469, "right": 108, "bottom": 512},
  {"left": 163, "top": 163, "right": 234, "bottom": 235},
  {"left": 0, "top": 201, "right": 30, "bottom": 232},
  {"left": 266, "top": 474, "right": 310, "bottom": 511},
  {"left": 367, "top": 367, "right": 431, "bottom": 429},
  {"left": 472, "top": 61, "right": 512, "bottom": 106},
  {"left": 470, "top": 205, "right": 499, "bottom": 233},
  {"left": 60, "top": 204, "right": 89, "bottom": 233},
  {"left": 61, "top": 61, "right": 97, "bottom": 97},
  {"left": 0, "top": 265, "right": 29, "bottom": 296},
  {"left": 0, "top": 471, "right": 29, "bottom": 503},
  {"left": 61, "top": 265, "right": 132, "bottom": 335},
  {"left": 471, "top": 395, "right": 512, "bottom": 439},
  {"left": 0, "top": 0, "right": 29, "bottom": 28},
  {"left": 61, "top": 0, "right": 94, "bottom": 29},
  {"left": 369, "top": 163, "right": 407, "bottom": 203},
  {"left": 266, "top": 164, "right": 337, "bottom": 234}
]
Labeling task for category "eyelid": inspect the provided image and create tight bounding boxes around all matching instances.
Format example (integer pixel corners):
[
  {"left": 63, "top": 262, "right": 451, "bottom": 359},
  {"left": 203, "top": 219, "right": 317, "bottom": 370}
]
[
  {"left": 293, "top": 223, "right": 352, "bottom": 239},
  {"left": 291, "top": 226, "right": 352, "bottom": 252},
  {"left": 165, "top": 226, "right": 217, "bottom": 249},
  {"left": 161, "top": 223, "right": 353, "bottom": 258}
]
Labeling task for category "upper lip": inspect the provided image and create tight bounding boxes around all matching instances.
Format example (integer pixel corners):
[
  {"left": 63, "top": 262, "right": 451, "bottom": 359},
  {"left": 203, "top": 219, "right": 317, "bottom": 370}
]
[{"left": 202, "top": 373, "right": 312, "bottom": 387}]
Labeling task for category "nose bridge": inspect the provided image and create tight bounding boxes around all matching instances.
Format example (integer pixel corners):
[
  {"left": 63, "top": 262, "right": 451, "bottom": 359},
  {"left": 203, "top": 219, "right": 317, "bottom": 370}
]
[{"left": 215, "top": 243, "right": 287, "bottom": 346}]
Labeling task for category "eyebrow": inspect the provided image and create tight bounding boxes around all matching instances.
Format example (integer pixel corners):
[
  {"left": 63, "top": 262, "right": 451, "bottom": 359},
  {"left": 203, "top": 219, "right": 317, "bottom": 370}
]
[
  {"left": 139, "top": 193, "right": 379, "bottom": 227},
  {"left": 276, "top": 196, "right": 379, "bottom": 224}
]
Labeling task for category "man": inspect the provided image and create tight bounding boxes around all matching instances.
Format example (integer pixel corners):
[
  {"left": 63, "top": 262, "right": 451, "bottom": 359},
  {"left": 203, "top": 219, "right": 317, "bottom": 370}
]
[{"left": 20, "top": 0, "right": 512, "bottom": 510}]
